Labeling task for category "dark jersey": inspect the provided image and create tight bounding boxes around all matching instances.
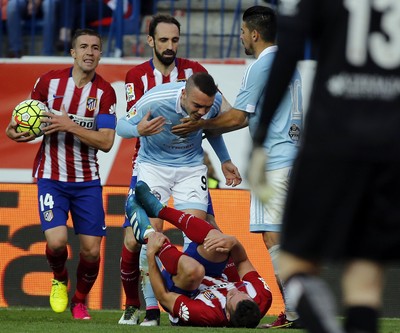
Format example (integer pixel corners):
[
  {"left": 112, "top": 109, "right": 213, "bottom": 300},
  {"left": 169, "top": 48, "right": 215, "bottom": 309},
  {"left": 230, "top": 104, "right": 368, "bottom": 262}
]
[{"left": 254, "top": 0, "right": 400, "bottom": 161}]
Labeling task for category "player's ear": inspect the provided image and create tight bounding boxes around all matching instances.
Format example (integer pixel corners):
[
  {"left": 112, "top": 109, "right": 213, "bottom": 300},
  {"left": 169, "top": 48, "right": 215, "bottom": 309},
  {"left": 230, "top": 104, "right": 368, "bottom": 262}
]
[
  {"left": 70, "top": 48, "right": 76, "bottom": 59},
  {"left": 147, "top": 35, "right": 154, "bottom": 47}
]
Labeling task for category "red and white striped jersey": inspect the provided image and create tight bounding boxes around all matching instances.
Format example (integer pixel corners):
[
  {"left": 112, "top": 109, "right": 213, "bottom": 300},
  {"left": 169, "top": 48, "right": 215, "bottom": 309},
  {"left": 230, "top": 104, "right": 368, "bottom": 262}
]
[
  {"left": 125, "top": 57, "right": 208, "bottom": 111},
  {"left": 124, "top": 58, "right": 207, "bottom": 169},
  {"left": 31, "top": 67, "right": 117, "bottom": 182},
  {"left": 170, "top": 271, "right": 272, "bottom": 327}
]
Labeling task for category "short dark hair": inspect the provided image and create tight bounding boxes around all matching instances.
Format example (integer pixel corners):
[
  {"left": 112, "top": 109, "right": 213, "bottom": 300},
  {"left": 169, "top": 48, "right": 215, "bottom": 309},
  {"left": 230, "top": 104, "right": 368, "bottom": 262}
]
[
  {"left": 148, "top": 14, "right": 181, "bottom": 37},
  {"left": 243, "top": 6, "right": 276, "bottom": 43},
  {"left": 230, "top": 300, "right": 262, "bottom": 328},
  {"left": 71, "top": 28, "right": 102, "bottom": 49},
  {"left": 186, "top": 72, "right": 218, "bottom": 97}
]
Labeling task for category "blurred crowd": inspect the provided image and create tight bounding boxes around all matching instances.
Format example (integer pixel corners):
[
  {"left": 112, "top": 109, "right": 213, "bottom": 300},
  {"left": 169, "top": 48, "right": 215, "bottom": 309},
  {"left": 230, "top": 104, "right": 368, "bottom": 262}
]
[{"left": 0, "top": 0, "right": 155, "bottom": 58}]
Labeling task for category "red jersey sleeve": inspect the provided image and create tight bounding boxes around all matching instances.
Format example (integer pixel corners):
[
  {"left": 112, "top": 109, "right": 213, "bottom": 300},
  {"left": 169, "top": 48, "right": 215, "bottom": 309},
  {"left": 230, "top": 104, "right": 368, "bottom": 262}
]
[
  {"left": 125, "top": 63, "right": 150, "bottom": 111},
  {"left": 241, "top": 271, "right": 273, "bottom": 316},
  {"left": 96, "top": 75, "right": 117, "bottom": 115},
  {"left": 172, "top": 295, "right": 227, "bottom": 327}
]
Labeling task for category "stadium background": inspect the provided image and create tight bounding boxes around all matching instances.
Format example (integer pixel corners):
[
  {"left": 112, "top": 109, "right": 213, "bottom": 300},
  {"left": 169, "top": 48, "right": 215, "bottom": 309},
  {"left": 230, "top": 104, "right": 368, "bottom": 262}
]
[{"left": 1, "top": 0, "right": 399, "bottom": 318}]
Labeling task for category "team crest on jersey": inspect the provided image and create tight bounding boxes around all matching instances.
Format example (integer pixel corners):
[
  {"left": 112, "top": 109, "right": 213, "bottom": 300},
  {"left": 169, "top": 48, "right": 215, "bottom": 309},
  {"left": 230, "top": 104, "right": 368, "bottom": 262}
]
[
  {"left": 288, "top": 123, "right": 300, "bottom": 142},
  {"left": 178, "top": 302, "right": 190, "bottom": 322},
  {"left": 86, "top": 97, "right": 97, "bottom": 112},
  {"left": 126, "top": 83, "right": 135, "bottom": 102},
  {"left": 203, "top": 290, "right": 216, "bottom": 300},
  {"left": 43, "top": 210, "right": 54, "bottom": 222}
]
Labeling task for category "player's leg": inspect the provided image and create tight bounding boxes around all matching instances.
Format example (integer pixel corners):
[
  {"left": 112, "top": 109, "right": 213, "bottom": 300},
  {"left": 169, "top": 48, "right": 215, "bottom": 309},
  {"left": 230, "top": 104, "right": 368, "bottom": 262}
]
[
  {"left": 277, "top": 153, "right": 362, "bottom": 333},
  {"left": 250, "top": 166, "right": 301, "bottom": 328},
  {"left": 280, "top": 252, "right": 344, "bottom": 333},
  {"left": 342, "top": 260, "right": 383, "bottom": 333},
  {"left": 68, "top": 180, "right": 106, "bottom": 320},
  {"left": 119, "top": 175, "right": 141, "bottom": 325},
  {"left": 136, "top": 180, "right": 215, "bottom": 244},
  {"left": 206, "top": 190, "right": 240, "bottom": 281},
  {"left": 135, "top": 163, "right": 173, "bottom": 326},
  {"left": 38, "top": 179, "right": 69, "bottom": 314}
]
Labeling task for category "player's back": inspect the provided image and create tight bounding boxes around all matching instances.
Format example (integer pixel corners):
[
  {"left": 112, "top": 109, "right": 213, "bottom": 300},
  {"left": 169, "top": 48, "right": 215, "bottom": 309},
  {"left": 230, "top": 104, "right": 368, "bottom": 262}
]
[{"left": 284, "top": 0, "right": 400, "bottom": 160}]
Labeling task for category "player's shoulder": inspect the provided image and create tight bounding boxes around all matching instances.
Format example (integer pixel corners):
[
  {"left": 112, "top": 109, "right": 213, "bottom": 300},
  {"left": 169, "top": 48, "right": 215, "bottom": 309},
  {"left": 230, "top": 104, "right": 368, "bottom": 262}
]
[
  {"left": 94, "top": 72, "right": 113, "bottom": 86},
  {"left": 39, "top": 67, "right": 70, "bottom": 80},
  {"left": 176, "top": 58, "right": 207, "bottom": 72},
  {"left": 126, "top": 60, "right": 152, "bottom": 75}
]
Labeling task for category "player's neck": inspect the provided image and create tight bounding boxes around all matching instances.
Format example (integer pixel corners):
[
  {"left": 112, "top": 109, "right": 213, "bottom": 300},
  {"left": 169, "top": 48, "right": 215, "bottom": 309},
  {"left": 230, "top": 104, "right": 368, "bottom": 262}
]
[
  {"left": 72, "top": 68, "right": 95, "bottom": 88},
  {"left": 153, "top": 58, "right": 176, "bottom": 76},
  {"left": 255, "top": 42, "right": 275, "bottom": 59}
]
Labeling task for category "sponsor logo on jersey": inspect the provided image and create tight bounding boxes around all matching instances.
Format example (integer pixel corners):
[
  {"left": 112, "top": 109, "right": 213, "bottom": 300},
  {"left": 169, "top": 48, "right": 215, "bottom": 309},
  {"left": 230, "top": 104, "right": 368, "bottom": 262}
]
[
  {"left": 43, "top": 210, "right": 53, "bottom": 222},
  {"left": 179, "top": 302, "right": 190, "bottom": 322},
  {"left": 109, "top": 103, "right": 116, "bottom": 115},
  {"left": 288, "top": 123, "right": 300, "bottom": 142},
  {"left": 126, "top": 83, "right": 135, "bottom": 102},
  {"left": 86, "top": 97, "right": 97, "bottom": 112},
  {"left": 68, "top": 114, "right": 95, "bottom": 129},
  {"left": 126, "top": 107, "right": 137, "bottom": 119}
]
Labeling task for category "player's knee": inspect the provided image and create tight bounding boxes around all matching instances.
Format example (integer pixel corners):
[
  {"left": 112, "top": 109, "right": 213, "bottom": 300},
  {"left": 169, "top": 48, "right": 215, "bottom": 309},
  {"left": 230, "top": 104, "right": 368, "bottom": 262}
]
[
  {"left": 46, "top": 238, "right": 68, "bottom": 252},
  {"left": 124, "top": 230, "right": 141, "bottom": 251},
  {"left": 183, "top": 262, "right": 205, "bottom": 287}
]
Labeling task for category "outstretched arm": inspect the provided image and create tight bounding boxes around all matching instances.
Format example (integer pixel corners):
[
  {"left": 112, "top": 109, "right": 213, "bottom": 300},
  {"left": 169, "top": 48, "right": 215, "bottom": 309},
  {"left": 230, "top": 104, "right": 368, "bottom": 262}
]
[{"left": 146, "top": 232, "right": 180, "bottom": 312}]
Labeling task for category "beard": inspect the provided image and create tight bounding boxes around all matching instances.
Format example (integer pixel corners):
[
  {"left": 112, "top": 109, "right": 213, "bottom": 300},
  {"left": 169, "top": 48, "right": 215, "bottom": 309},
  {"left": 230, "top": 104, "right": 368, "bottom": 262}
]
[
  {"left": 154, "top": 47, "right": 176, "bottom": 66},
  {"left": 244, "top": 48, "right": 252, "bottom": 56}
]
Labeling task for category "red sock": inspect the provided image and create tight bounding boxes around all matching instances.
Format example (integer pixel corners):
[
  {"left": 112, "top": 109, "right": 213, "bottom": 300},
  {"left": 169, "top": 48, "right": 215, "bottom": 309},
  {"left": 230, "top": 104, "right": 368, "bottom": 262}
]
[
  {"left": 158, "top": 207, "right": 214, "bottom": 244},
  {"left": 157, "top": 240, "right": 183, "bottom": 275},
  {"left": 72, "top": 254, "right": 99, "bottom": 304},
  {"left": 46, "top": 244, "right": 68, "bottom": 282},
  {"left": 120, "top": 245, "right": 140, "bottom": 307}
]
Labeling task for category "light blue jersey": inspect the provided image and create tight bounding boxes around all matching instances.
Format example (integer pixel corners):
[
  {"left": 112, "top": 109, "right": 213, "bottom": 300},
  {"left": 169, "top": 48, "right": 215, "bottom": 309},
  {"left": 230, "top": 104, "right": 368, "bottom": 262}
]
[
  {"left": 117, "top": 81, "right": 230, "bottom": 167},
  {"left": 234, "top": 46, "right": 303, "bottom": 170}
]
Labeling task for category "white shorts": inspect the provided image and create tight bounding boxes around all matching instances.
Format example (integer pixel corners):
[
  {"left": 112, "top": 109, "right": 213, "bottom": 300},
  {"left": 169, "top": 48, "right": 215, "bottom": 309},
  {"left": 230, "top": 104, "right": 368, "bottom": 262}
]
[
  {"left": 250, "top": 166, "right": 291, "bottom": 233},
  {"left": 136, "top": 162, "right": 208, "bottom": 212}
]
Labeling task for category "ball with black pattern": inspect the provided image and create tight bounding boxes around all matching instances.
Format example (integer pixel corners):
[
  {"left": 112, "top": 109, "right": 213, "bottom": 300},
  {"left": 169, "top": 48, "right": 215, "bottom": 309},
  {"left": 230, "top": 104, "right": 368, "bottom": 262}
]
[{"left": 12, "top": 99, "right": 49, "bottom": 137}]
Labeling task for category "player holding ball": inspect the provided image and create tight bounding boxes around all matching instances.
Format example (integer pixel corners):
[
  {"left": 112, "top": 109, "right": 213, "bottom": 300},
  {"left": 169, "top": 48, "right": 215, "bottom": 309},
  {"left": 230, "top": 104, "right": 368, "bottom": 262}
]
[{"left": 5, "top": 28, "right": 117, "bottom": 320}]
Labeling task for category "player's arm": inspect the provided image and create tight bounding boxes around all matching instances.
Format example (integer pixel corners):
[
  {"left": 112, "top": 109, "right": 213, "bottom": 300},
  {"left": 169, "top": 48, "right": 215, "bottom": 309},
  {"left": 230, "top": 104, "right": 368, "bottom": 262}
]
[
  {"left": 203, "top": 233, "right": 256, "bottom": 279},
  {"left": 206, "top": 135, "right": 242, "bottom": 187},
  {"left": 146, "top": 232, "right": 180, "bottom": 312},
  {"left": 43, "top": 107, "right": 116, "bottom": 152},
  {"left": 5, "top": 120, "right": 37, "bottom": 142},
  {"left": 171, "top": 107, "right": 248, "bottom": 136},
  {"left": 125, "top": 68, "right": 145, "bottom": 111},
  {"left": 116, "top": 109, "right": 165, "bottom": 139}
]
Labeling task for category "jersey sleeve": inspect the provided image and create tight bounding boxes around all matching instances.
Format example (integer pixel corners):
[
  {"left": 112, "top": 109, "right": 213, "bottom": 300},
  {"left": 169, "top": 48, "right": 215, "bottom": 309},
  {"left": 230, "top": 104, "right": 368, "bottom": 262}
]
[
  {"left": 125, "top": 66, "right": 146, "bottom": 111},
  {"left": 97, "top": 82, "right": 117, "bottom": 130},
  {"left": 31, "top": 73, "right": 50, "bottom": 103},
  {"left": 172, "top": 295, "right": 226, "bottom": 327},
  {"left": 253, "top": 0, "right": 312, "bottom": 145},
  {"left": 242, "top": 271, "right": 273, "bottom": 316}
]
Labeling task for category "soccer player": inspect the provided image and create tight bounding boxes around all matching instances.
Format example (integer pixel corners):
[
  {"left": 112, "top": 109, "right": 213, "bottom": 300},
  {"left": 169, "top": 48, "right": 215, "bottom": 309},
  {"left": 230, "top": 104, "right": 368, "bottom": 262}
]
[
  {"left": 117, "top": 72, "right": 242, "bottom": 322},
  {"left": 118, "top": 14, "right": 232, "bottom": 326},
  {"left": 248, "top": 1, "right": 400, "bottom": 333},
  {"left": 126, "top": 180, "right": 272, "bottom": 327},
  {"left": 5, "top": 29, "right": 117, "bottom": 320},
  {"left": 172, "top": 5, "right": 303, "bottom": 328}
]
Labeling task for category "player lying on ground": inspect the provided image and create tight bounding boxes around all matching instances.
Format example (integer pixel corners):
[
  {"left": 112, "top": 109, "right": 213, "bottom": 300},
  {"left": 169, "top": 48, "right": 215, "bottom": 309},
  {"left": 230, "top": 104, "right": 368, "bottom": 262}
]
[{"left": 125, "top": 180, "right": 272, "bottom": 327}]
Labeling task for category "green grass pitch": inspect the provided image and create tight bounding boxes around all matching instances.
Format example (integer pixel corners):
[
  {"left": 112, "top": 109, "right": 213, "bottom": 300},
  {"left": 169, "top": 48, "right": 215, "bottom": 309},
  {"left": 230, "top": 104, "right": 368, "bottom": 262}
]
[{"left": 0, "top": 307, "right": 399, "bottom": 332}]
